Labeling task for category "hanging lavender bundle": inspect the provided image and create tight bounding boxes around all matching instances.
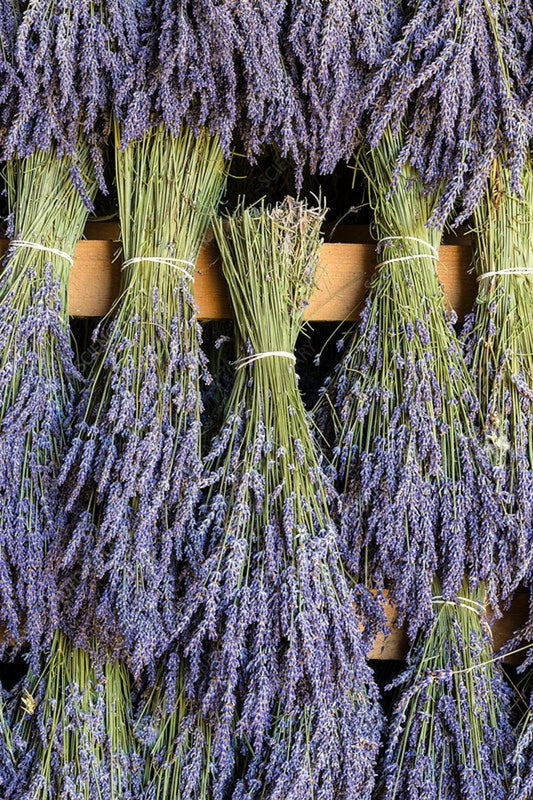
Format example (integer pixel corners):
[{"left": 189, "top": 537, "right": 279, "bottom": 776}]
[
  {"left": 0, "top": 142, "right": 97, "bottom": 660},
  {"left": 57, "top": 122, "right": 227, "bottom": 677},
  {"left": 170, "top": 198, "right": 382, "bottom": 799},
  {"left": 5, "top": 0, "right": 111, "bottom": 188},
  {"left": 314, "top": 1, "right": 523, "bottom": 795},
  {"left": 0, "top": 0, "right": 20, "bottom": 151},
  {"left": 462, "top": 158, "right": 532, "bottom": 606},
  {"left": 286, "top": 0, "right": 401, "bottom": 174},
  {"left": 362, "top": 0, "right": 529, "bottom": 227},
  {"left": 319, "top": 128, "right": 504, "bottom": 633},
  {"left": 6, "top": 631, "right": 140, "bottom": 800}
]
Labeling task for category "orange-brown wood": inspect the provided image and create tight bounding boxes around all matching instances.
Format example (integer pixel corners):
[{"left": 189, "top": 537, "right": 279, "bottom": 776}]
[{"left": 0, "top": 222, "right": 478, "bottom": 319}]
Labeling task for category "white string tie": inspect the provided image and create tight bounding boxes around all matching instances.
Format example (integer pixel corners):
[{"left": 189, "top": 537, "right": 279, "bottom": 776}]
[
  {"left": 235, "top": 351, "right": 296, "bottom": 370},
  {"left": 121, "top": 256, "right": 195, "bottom": 278},
  {"left": 477, "top": 267, "right": 532, "bottom": 281},
  {"left": 377, "top": 236, "right": 439, "bottom": 270},
  {"left": 378, "top": 236, "right": 439, "bottom": 258},
  {"left": 431, "top": 595, "right": 486, "bottom": 615},
  {"left": 10, "top": 240, "right": 74, "bottom": 267}
]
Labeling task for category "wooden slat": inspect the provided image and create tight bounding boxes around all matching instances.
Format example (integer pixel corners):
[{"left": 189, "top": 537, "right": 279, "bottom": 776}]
[{"left": 0, "top": 223, "right": 477, "bottom": 319}]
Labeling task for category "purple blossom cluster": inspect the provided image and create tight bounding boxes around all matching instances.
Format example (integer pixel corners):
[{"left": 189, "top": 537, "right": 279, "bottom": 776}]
[
  {"left": 317, "top": 136, "right": 508, "bottom": 637},
  {"left": 2, "top": 0, "right": 112, "bottom": 188},
  {"left": 286, "top": 0, "right": 401, "bottom": 173},
  {"left": 56, "top": 296, "right": 206, "bottom": 677},
  {"left": 511, "top": 691, "right": 533, "bottom": 800},
  {"left": 55, "top": 126, "right": 224, "bottom": 680},
  {"left": 382, "top": 599, "right": 515, "bottom": 800},
  {"left": 174, "top": 200, "right": 382, "bottom": 799},
  {"left": 6, "top": 633, "right": 143, "bottom": 800},
  {"left": 362, "top": 0, "right": 531, "bottom": 226},
  {"left": 0, "top": 0, "right": 21, "bottom": 152},
  {"left": 0, "top": 142, "right": 96, "bottom": 664}
]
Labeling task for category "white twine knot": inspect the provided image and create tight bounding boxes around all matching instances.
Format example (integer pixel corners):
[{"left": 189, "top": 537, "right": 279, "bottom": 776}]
[
  {"left": 377, "top": 236, "right": 439, "bottom": 270},
  {"left": 234, "top": 351, "right": 296, "bottom": 370},
  {"left": 121, "top": 256, "right": 195, "bottom": 278},
  {"left": 10, "top": 239, "right": 74, "bottom": 267}
]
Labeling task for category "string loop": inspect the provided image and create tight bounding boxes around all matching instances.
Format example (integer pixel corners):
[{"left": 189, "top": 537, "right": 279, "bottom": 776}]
[
  {"left": 477, "top": 267, "right": 532, "bottom": 281},
  {"left": 10, "top": 239, "right": 74, "bottom": 267},
  {"left": 234, "top": 351, "right": 296, "bottom": 370},
  {"left": 377, "top": 236, "right": 439, "bottom": 270},
  {"left": 121, "top": 256, "right": 195, "bottom": 279}
]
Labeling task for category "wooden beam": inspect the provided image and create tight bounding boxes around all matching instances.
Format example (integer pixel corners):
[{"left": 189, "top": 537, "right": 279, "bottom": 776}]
[{"left": 0, "top": 223, "right": 477, "bottom": 320}]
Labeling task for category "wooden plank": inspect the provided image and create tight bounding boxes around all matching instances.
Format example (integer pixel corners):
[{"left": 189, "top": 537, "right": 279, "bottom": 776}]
[{"left": 0, "top": 223, "right": 477, "bottom": 319}]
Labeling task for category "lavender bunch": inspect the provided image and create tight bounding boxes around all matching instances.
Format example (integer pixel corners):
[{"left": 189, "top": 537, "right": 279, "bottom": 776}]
[
  {"left": 381, "top": 587, "right": 514, "bottom": 800},
  {"left": 0, "top": 142, "right": 96, "bottom": 662},
  {"left": 286, "top": 0, "right": 401, "bottom": 173},
  {"left": 318, "top": 129, "right": 506, "bottom": 636},
  {"left": 362, "top": 0, "right": 530, "bottom": 226},
  {"left": 174, "top": 199, "right": 382, "bottom": 799},
  {"left": 56, "top": 123, "right": 227, "bottom": 678},
  {"left": 4, "top": 0, "right": 111, "bottom": 188},
  {"left": 462, "top": 158, "right": 533, "bottom": 607},
  {"left": 511, "top": 686, "right": 533, "bottom": 800},
  {"left": 6, "top": 631, "right": 142, "bottom": 800},
  {"left": 0, "top": 0, "right": 20, "bottom": 150},
  {"left": 111, "top": 0, "right": 237, "bottom": 154}
]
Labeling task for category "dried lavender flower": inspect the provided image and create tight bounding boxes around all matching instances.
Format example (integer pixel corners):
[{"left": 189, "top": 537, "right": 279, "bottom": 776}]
[
  {"left": 363, "top": 0, "right": 530, "bottom": 226},
  {"left": 462, "top": 157, "right": 533, "bottom": 609},
  {"left": 176, "top": 198, "right": 382, "bottom": 798},
  {"left": 7, "top": 632, "right": 142, "bottom": 800},
  {"left": 317, "top": 129, "right": 508, "bottom": 636},
  {"left": 381, "top": 588, "right": 515, "bottom": 800},
  {"left": 4, "top": 0, "right": 112, "bottom": 188},
  {"left": 511, "top": 686, "right": 533, "bottom": 800},
  {"left": 286, "top": 0, "right": 401, "bottom": 173}
]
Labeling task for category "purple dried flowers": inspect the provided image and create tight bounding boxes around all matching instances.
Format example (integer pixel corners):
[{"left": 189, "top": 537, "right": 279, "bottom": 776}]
[
  {"left": 462, "top": 157, "right": 533, "bottom": 607},
  {"left": 362, "top": 0, "right": 530, "bottom": 226},
  {"left": 175, "top": 198, "right": 382, "bottom": 799},
  {"left": 56, "top": 124, "right": 227, "bottom": 678},
  {"left": 511, "top": 687, "right": 533, "bottom": 800},
  {"left": 382, "top": 587, "right": 515, "bottom": 800},
  {"left": 4, "top": 0, "right": 112, "bottom": 188},
  {"left": 7, "top": 632, "right": 142, "bottom": 800},
  {"left": 286, "top": 0, "right": 401, "bottom": 174},
  {"left": 0, "top": 143, "right": 96, "bottom": 663},
  {"left": 318, "top": 129, "right": 507, "bottom": 636}
]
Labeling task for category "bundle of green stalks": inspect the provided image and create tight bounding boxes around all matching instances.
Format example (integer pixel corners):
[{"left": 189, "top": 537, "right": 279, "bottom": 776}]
[
  {"left": 463, "top": 156, "right": 532, "bottom": 610},
  {"left": 51, "top": 123, "right": 227, "bottom": 799},
  {"left": 9, "top": 632, "right": 139, "bottom": 800},
  {"left": 317, "top": 127, "right": 514, "bottom": 798}
]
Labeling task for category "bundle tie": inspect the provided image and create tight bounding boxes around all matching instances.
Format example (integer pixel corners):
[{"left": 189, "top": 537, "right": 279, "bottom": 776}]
[
  {"left": 377, "top": 236, "right": 439, "bottom": 270},
  {"left": 431, "top": 595, "right": 486, "bottom": 615},
  {"left": 235, "top": 351, "right": 296, "bottom": 370},
  {"left": 121, "top": 256, "right": 195, "bottom": 278},
  {"left": 477, "top": 267, "right": 532, "bottom": 281},
  {"left": 10, "top": 240, "right": 74, "bottom": 267}
]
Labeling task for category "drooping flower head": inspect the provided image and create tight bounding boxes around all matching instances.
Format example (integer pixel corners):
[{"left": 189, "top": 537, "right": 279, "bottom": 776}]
[
  {"left": 4, "top": 0, "right": 112, "bottom": 190},
  {"left": 362, "top": 0, "right": 530, "bottom": 226}
]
